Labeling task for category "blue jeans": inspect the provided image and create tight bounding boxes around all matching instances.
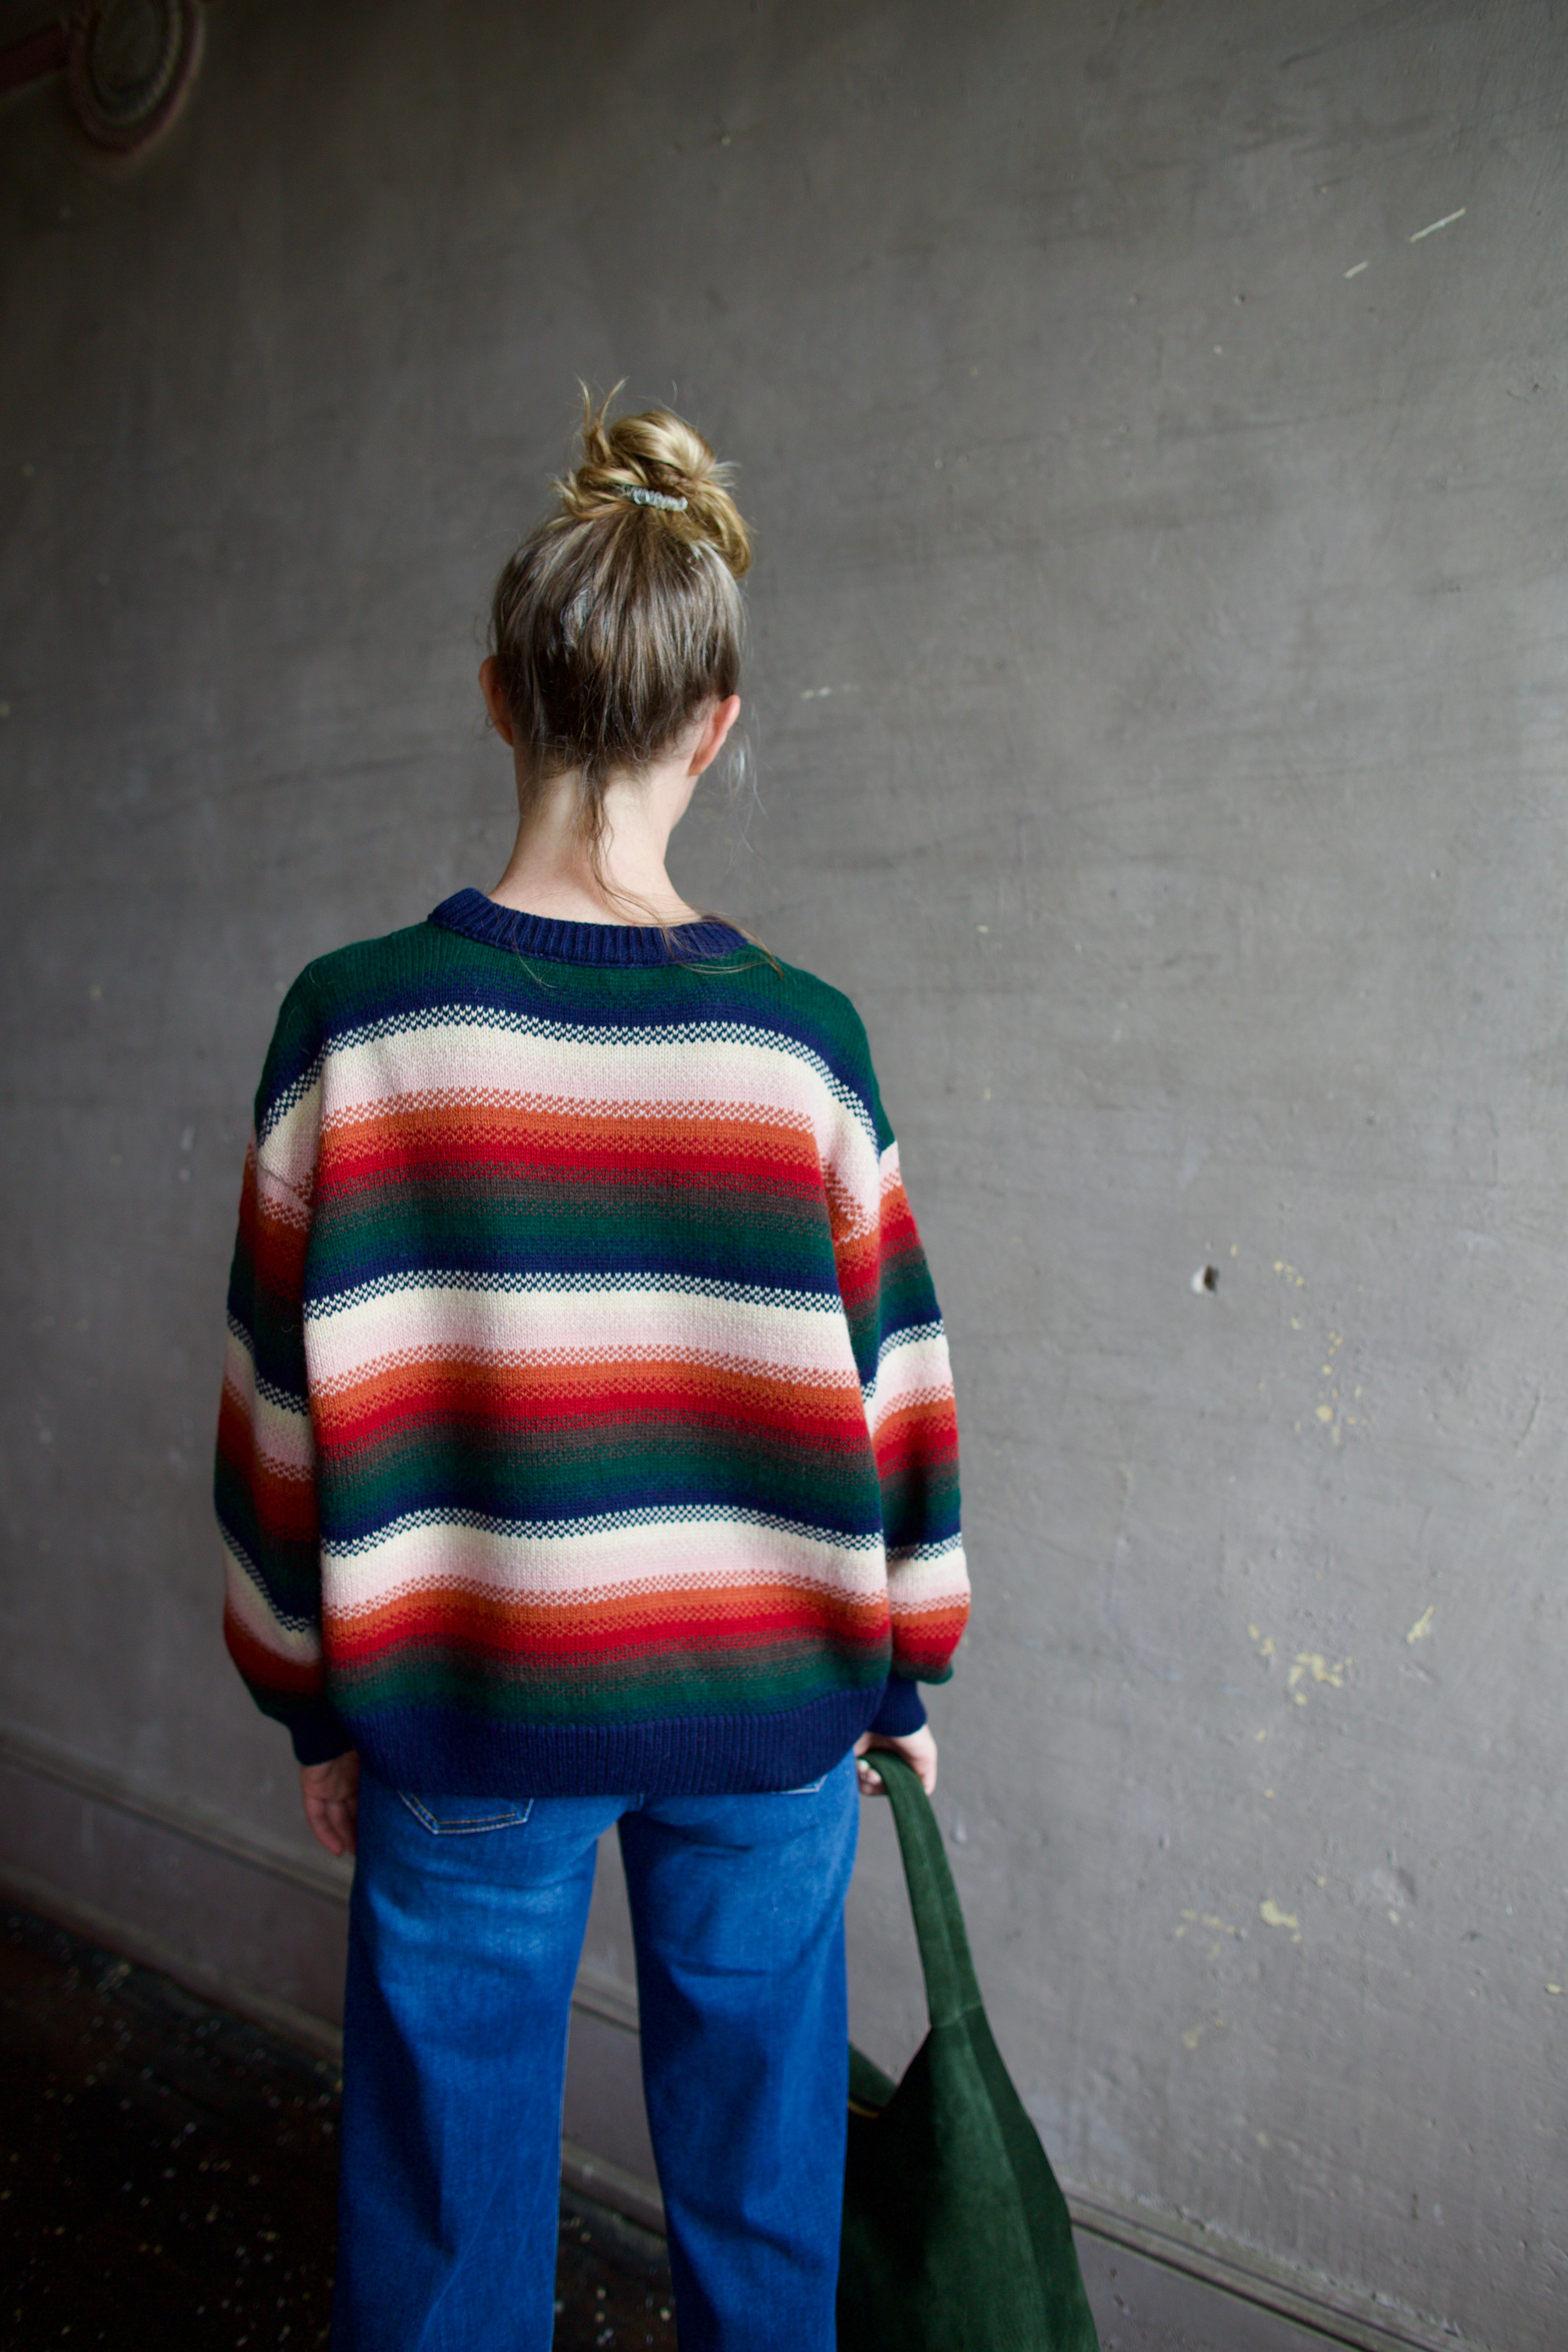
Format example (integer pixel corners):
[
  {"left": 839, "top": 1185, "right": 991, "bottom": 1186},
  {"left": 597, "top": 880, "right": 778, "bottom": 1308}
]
[{"left": 332, "top": 1754, "right": 860, "bottom": 2351}]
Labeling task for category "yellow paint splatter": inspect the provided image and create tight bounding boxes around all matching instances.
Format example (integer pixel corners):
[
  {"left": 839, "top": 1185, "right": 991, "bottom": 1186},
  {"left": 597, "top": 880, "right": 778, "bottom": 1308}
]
[
  {"left": 1548, "top": 1984, "right": 1563, "bottom": 1996},
  {"left": 1316, "top": 1404, "right": 1334, "bottom": 1424},
  {"left": 1406, "top": 1605, "right": 1435, "bottom": 1644},
  {"left": 1287, "top": 1652, "right": 1347, "bottom": 1690},
  {"left": 1181, "top": 2025, "right": 1203, "bottom": 2050},
  {"left": 1259, "top": 1900, "right": 1299, "bottom": 1931}
]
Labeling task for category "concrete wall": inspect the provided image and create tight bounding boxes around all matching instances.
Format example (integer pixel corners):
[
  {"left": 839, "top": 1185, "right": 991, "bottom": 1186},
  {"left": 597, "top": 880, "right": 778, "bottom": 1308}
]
[{"left": 3, "top": 2, "right": 1566, "bottom": 2344}]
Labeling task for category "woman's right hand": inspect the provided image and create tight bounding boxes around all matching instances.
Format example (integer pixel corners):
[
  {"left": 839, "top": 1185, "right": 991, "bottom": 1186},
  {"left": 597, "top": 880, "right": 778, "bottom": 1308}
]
[{"left": 300, "top": 1751, "right": 361, "bottom": 1857}]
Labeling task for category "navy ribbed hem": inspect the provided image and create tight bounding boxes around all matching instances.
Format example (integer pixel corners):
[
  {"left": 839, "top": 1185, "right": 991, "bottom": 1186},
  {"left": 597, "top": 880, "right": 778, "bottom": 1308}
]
[
  {"left": 343, "top": 1687, "right": 887, "bottom": 1799},
  {"left": 428, "top": 887, "right": 748, "bottom": 968},
  {"left": 867, "top": 1675, "right": 927, "bottom": 1737}
]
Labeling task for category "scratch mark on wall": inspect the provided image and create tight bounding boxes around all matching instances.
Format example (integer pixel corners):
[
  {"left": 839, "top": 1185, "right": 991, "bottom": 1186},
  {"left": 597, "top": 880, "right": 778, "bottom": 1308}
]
[
  {"left": 1344, "top": 260, "right": 1369, "bottom": 278},
  {"left": 1409, "top": 207, "right": 1466, "bottom": 242}
]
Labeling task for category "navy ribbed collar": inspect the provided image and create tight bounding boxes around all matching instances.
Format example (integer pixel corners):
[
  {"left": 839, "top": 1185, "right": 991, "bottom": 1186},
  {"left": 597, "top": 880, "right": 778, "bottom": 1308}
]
[{"left": 428, "top": 886, "right": 748, "bottom": 967}]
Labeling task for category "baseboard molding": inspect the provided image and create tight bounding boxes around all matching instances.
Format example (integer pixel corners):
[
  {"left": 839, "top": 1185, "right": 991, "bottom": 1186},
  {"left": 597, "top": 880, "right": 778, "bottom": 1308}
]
[
  {"left": 1063, "top": 2189, "right": 1482, "bottom": 2352},
  {"left": 0, "top": 1719, "right": 354, "bottom": 1904},
  {"left": 0, "top": 1719, "right": 1486, "bottom": 2352},
  {"left": 0, "top": 1716, "right": 640, "bottom": 2032},
  {"left": 560, "top": 2141, "right": 666, "bottom": 2237},
  {"left": 0, "top": 1860, "right": 346, "bottom": 2065}
]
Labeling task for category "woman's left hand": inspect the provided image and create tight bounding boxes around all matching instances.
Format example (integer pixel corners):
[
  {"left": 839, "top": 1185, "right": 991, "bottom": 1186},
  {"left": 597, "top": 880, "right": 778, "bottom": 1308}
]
[{"left": 854, "top": 1725, "right": 938, "bottom": 1797}]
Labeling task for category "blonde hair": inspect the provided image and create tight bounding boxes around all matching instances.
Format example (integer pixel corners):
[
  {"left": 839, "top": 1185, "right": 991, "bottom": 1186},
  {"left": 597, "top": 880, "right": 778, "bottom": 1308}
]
[{"left": 488, "top": 387, "right": 751, "bottom": 906}]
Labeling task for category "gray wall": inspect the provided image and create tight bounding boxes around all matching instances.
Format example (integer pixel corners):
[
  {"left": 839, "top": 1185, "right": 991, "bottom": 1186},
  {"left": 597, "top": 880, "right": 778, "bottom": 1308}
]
[{"left": 3, "top": 2, "right": 1566, "bottom": 2344}]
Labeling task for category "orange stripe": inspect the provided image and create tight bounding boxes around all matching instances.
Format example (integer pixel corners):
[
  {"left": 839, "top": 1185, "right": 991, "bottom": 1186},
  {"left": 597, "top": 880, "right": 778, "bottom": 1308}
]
[
  {"left": 313, "top": 1354, "right": 866, "bottom": 1443},
  {"left": 329, "top": 1581, "right": 888, "bottom": 1650}
]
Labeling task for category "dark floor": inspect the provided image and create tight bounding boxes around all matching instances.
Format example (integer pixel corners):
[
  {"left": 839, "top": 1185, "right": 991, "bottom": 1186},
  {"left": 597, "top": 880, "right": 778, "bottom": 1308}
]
[{"left": 0, "top": 1905, "right": 676, "bottom": 2351}]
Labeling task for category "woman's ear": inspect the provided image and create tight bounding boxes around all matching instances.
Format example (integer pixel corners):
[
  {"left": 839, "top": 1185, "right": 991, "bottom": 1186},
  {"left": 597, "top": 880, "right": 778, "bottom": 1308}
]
[
  {"left": 688, "top": 694, "right": 741, "bottom": 779},
  {"left": 479, "top": 656, "right": 516, "bottom": 748}
]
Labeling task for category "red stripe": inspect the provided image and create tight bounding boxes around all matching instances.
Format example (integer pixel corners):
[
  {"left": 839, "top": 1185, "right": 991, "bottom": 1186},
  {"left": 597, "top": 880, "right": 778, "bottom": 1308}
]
[
  {"left": 224, "top": 1604, "right": 322, "bottom": 1698},
  {"left": 329, "top": 1592, "right": 889, "bottom": 1669}
]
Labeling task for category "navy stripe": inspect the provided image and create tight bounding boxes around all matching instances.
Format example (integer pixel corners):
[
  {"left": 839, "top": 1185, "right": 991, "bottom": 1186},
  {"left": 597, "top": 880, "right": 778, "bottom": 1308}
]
[{"left": 349, "top": 1685, "right": 881, "bottom": 1799}]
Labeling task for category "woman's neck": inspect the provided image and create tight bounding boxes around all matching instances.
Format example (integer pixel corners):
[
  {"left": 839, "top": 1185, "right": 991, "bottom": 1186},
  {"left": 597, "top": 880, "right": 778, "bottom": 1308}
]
[{"left": 488, "top": 763, "right": 701, "bottom": 927}]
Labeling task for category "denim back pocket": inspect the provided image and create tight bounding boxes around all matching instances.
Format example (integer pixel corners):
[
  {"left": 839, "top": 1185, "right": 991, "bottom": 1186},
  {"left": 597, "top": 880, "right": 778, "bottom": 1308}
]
[{"left": 396, "top": 1792, "right": 535, "bottom": 1835}]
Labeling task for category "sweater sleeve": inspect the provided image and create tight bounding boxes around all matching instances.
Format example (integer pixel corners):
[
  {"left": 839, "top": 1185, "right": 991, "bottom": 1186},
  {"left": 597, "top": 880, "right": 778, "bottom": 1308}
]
[
  {"left": 827, "top": 1025, "right": 969, "bottom": 1727},
  {"left": 214, "top": 974, "right": 347, "bottom": 1766}
]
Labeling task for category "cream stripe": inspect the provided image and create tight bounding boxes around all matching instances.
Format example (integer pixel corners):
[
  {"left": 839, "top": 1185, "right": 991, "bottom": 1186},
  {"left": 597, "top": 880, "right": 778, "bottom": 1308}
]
[
  {"left": 866, "top": 1329, "right": 956, "bottom": 1433},
  {"left": 223, "top": 1336, "right": 315, "bottom": 1474},
  {"left": 254, "top": 1156, "right": 312, "bottom": 1228},
  {"left": 320, "top": 1513, "right": 889, "bottom": 1615},
  {"left": 304, "top": 1282, "right": 861, "bottom": 1388},
  {"left": 321, "top": 1024, "right": 872, "bottom": 1149},
  {"left": 886, "top": 1544, "right": 971, "bottom": 1602},
  {"left": 222, "top": 1539, "right": 322, "bottom": 1661},
  {"left": 256, "top": 1089, "right": 321, "bottom": 1197},
  {"left": 310, "top": 1336, "right": 865, "bottom": 1403}
]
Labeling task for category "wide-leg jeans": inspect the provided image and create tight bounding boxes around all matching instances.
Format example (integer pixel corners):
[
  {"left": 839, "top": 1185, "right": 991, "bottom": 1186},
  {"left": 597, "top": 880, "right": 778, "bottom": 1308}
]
[{"left": 331, "top": 1753, "right": 860, "bottom": 2351}]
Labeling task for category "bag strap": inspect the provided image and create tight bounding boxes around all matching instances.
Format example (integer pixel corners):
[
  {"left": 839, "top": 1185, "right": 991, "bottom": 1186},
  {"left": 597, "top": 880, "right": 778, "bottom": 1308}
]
[{"left": 870, "top": 1748, "right": 984, "bottom": 2028}]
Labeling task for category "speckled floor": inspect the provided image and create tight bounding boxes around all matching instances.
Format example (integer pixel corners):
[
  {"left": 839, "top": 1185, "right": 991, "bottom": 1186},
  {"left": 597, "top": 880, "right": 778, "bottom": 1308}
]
[
  {"left": 2, "top": 1902, "right": 1361, "bottom": 2352},
  {"left": 0, "top": 1905, "right": 675, "bottom": 2350}
]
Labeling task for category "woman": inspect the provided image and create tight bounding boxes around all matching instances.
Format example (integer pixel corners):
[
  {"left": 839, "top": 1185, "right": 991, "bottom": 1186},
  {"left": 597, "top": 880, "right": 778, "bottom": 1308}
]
[{"left": 215, "top": 392, "right": 969, "bottom": 2350}]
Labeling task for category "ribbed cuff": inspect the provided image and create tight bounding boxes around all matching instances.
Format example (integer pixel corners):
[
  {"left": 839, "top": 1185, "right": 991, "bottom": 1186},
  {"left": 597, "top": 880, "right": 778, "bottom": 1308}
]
[
  {"left": 289, "top": 1708, "right": 354, "bottom": 1767},
  {"left": 868, "top": 1675, "right": 927, "bottom": 1737}
]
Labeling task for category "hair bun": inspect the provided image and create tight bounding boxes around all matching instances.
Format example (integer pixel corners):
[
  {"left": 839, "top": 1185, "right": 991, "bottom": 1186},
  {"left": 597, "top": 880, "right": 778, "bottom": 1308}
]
[{"left": 557, "top": 385, "right": 751, "bottom": 577}]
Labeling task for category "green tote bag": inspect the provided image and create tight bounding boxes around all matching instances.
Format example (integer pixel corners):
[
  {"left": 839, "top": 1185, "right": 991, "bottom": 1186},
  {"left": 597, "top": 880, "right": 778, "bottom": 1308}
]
[{"left": 838, "top": 1750, "right": 1101, "bottom": 2352}]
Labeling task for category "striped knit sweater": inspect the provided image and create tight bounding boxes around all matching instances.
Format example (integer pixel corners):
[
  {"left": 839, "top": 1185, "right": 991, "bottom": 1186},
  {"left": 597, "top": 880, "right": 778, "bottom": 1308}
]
[{"left": 216, "top": 888, "right": 968, "bottom": 1797}]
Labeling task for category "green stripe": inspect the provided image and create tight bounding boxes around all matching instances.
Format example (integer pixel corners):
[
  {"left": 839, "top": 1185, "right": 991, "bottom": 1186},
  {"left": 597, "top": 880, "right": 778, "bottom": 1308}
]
[
  {"left": 333, "top": 1644, "right": 888, "bottom": 1725},
  {"left": 318, "top": 1430, "right": 883, "bottom": 1537}
]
